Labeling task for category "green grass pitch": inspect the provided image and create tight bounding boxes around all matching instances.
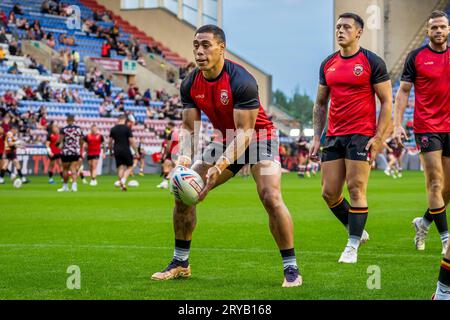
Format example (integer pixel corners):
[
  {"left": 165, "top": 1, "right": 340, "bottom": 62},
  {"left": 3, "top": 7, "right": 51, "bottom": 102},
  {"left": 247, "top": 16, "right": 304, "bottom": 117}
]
[{"left": 0, "top": 171, "right": 443, "bottom": 300}]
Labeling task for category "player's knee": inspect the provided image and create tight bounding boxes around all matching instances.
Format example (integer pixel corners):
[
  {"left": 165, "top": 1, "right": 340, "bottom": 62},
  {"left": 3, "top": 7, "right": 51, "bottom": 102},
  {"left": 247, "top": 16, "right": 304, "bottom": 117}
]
[
  {"left": 260, "top": 188, "right": 282, "bottom": 212},
  {"left": 347, "top": 183, "right": 365, "bottom": 202},
  {"left": 321, "top": 189, "right": 340, "bottom": 206},
  {"left": 428, "top": 179, "right": 443, "bottom": 195}
]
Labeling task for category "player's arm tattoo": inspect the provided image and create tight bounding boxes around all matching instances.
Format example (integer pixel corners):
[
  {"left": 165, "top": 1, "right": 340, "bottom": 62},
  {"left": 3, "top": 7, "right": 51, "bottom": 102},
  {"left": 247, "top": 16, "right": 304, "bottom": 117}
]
[
  {"left": 373, "top": 80, "right": 393, "bottom": 139},
  {"left": 313, "top": 85, "right": 330, "bottom": 137},
  {"left": 180, "top": 108, "right": 201, "bottom": 159}
]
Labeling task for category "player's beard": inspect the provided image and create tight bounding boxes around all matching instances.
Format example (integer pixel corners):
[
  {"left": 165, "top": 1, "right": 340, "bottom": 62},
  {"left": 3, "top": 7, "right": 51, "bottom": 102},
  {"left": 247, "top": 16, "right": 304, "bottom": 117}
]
[{"left": 430, "top": 33, "right": 448, "bottom": 46}]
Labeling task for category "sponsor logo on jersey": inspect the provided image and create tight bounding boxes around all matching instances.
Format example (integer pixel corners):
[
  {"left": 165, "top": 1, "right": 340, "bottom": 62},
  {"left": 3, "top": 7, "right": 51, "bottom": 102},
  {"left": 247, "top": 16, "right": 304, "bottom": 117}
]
[
  {"left": 424, "top": 61, "right": 434, "bottom": 65},
  {"left": 353, "top": 64, "right": 364, "bottom": 76},
  {"left": 220, "top": 90, "right": 229, "bottom": 105}
]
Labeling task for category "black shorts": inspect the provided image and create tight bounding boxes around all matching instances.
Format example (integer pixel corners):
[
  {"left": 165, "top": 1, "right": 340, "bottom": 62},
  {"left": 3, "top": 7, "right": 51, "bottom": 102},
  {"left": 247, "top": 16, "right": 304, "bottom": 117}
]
[
  {"left": 61, "top": 155, "right": 80, "bottom": 163},
  {"left": 48, "top": 154, "right": 61, "bottom": 161},
  {"left": 115, "top": 152, "right": 133, "bottom": 168},
  {"left": 321, "top": 134, "right": 371, "bottom": 162},
  {"left": 415, "top": 133, "right": 450, "bottom": 157},
  {"left": 87, "top": 155, "right": 100, "bottom": 161},
  {"left": 199, "top": 138, "right": 280, "bottom": 176},
  {"left": 5, "top": 152, "right": 17, "bottom": 161}
]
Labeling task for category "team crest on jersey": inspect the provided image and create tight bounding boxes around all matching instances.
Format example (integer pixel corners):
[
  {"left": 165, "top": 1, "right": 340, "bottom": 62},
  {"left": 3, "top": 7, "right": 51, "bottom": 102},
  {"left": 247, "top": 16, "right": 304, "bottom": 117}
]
[
  {"left": 220, "top": 90, "right": 229, "bottom": 105},
  {"left": 353, "top": 64, "right": 364, "bottom": 76}
]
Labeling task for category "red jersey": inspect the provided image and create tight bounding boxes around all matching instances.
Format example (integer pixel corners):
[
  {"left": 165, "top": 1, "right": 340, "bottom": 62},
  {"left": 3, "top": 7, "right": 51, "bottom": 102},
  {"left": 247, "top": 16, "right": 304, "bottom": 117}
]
[
  {"left": 84, "top": 133, "right": 104, "bottom": 156},
  {"left": 320, "top": 48, "right": 390, "bottom": 137},
  {"left": 181, "top": 59, "right": 275, "bottom": 142},
  {"left": 47, "top": 133, "right": 61, "bottom": 155},
  {"left": 0, "top": 133, "right": 4, "bottom": 154},
  {"left": 401, "top": 45, "right": 449, "bottom": 133}
]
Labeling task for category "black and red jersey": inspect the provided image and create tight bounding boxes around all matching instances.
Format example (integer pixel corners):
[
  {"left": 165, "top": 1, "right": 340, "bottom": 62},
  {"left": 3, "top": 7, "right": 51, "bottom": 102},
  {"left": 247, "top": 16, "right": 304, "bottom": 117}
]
[
  {"left": 401, "top": 45, "right": 449, "bottom": 134},
  {"left": 47, "top": 133, "right": 61, "bottom": 155},
  {"left": 84, "top": 133, "right": 104, "bottom": 156},
  {"left": 320, "top": 48, "right": 390, "bottom": 137},
  {"left": 181, "top": 59, "right": 275, "bottom": 142}
]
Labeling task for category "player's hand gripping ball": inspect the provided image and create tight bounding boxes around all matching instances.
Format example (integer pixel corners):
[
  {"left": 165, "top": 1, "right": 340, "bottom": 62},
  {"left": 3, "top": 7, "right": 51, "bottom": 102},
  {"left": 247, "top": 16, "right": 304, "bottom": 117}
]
[{"left": 170, "top": 166, "right": 205, "bottom": 206}]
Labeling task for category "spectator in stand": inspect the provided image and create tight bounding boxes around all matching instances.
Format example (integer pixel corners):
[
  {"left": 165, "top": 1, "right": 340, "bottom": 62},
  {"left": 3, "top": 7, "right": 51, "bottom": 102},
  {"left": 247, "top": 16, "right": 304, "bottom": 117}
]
[
  {"left": 15, "top": 17, "right": 28, "bottom": 30},
  {"left": 7, "top": 62, "right": 21, "bottom": 75},
  {"left": 46, "top": 33, "right": 56, "bottom": 48},
  {"left": 8, "top": 40, "right": 20, "bottom": 56},
  {"left": 59, "top": 33, "right": 76, "bottom": 46},
  {"left": 104, "top": 75, "right": 113, "bottom": 97},
  {"left": 110, "top": 22, "right": 120, "bottom": 43},
  {"left": 0, "top": 27, "right": 8, "bottom": 44},
  {"left": 13, "top": 4, "right": 24, "bottom": 15},
  {"left": 37, "top": 80, "right": 51, "bottom": 101},
  {"left": 101, "top": 40, "right": 111, "bottom": 58},
  {"left": 84, "top": 68, "right": 95, "bottom": 91},
  {"left": 71, "top": 50, "right": 80, "bottom": 74},
  {"left": 8, "top": 11, "right": 16, "bottom": 25},
  {"left": 116, "top": 42, "right": 127, "bottom": 56},
  {"left": 60, "top": 69, "right": 74, "bottom": 84},
  {"left": 94, "top": 79, "right": 106, "bottom": 98},
  {"left": 0, "top": 10, "right": 8, "bottom": 29},
  {"left": 71, "top": 89, "right": 82, "bottom": 104},
  {"left": 24, "top": 86, "right": 36, "bottom": 100},
  {"left": 127, "top": 83, "right": 137, "bottom": 100},
  {"left": 4, "top": 90, "right": 17, "bottom": 107},
  {"left": 116, "top": 101, "right": 125, "bottom": 113},
  {"left": 143, "top": 89, "right": 152, "bottom": 106},
  {"left": 0, "top": 46, "right": 6, "bottom": 64}
]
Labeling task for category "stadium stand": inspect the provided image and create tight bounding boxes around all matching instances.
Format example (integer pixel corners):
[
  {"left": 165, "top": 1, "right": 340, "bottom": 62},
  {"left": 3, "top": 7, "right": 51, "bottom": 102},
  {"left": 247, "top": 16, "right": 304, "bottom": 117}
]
[{"left": 0, "top": 0, "right": 190, "bottom": 151}]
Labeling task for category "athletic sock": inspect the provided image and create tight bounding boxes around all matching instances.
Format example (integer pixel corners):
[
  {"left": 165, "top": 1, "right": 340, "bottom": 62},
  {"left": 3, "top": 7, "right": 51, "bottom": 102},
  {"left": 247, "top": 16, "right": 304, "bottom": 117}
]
[
  {"left": 348, "top": 207, "right": 369, "bottom": 247},
  {"left": 17, "top": 169, "right": 23, "bottom": 178},
  {"left": 438, "top": 258, "right": 450, "bottom": 288},
  {"left": 0, "top": 169, "right": 5, "bottom": 178},
  {"left": 174, "top": 239, "right": 191, "bottom": 263},
  {"left": 80, "top": 172, "right": 85, "bottom": 179},
  {"left": 48, "top": 171, "right": 53, "bottom": 178},
  {"left": 280, "top": 248, "right": 298, "bottom": 270},
  {"left": 298, "top": 165, "right": 306, "bottom": 176},
  {"left": 430, "top": 207, "right": 448, "bottom": 243},
  {"left": 329, "top": 197, "right": 350, "bottom": 228},
  {"left": 422, "top": 209, "right": 433, "bottom": 228}
]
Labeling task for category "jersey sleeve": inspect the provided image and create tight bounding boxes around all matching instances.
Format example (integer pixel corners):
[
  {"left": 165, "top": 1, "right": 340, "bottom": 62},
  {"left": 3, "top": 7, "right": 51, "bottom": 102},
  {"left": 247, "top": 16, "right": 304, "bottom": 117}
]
[
  {"left": 365, "top": 50, "right": 390, "bottom": 84},
  {"left": 233, "top": 76, "right": 260, "bottom": 110},
  {"left": 180, "top": 71, "right": 197, "bottom": 109},
  {"left": 319, "top": 59, "right": 328, "bottom": 86},
  {"left": 127, "top": 127, "right": 133, "bottom": 138},
  {"left": 400, "top": 50, "right": 417, "bottom": 83}
]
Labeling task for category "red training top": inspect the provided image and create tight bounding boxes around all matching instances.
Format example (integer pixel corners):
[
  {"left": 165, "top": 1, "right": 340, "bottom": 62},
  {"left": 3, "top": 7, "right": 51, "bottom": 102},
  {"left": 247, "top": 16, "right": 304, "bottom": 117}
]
[{"left": 319, "top": 48, "right": 390, "bottom": 137}]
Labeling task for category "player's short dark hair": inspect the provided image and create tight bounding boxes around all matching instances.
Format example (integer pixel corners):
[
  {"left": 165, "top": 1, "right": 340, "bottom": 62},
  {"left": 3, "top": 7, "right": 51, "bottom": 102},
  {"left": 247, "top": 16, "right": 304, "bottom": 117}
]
[
  {"left": 338, "top": 12, "right": 364, "bottom": 29},
  {"left": 428, "top": 10, "right": 449, "bottom": 24},
  {"left": 195, "top": 25, "right": 226, "bottom": 44},
  {"left": 118, "top": 114, "right": 127, "bottom": 120},
  {"left": 167, "top": 121, "right": 175, "bottom": 127},
  {"left": 66, "top": 114, "right": 75, "bottom": 122}
]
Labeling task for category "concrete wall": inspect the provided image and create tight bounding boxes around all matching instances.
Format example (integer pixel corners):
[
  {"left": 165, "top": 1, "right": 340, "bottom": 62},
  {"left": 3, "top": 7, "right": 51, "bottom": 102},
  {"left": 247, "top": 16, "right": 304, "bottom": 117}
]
[
  {"left": 334, "top": 0, "right": 441, "bottom": 70},
  {"left": 96, "top": 0, "right": 272, "bottom": 108}
]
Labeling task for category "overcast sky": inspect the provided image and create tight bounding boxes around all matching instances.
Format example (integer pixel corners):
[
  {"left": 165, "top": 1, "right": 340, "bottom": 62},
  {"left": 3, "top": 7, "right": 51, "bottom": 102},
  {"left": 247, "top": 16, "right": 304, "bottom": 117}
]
[{"left": 224, "top": 0, "right": 334, "bottom": 99}]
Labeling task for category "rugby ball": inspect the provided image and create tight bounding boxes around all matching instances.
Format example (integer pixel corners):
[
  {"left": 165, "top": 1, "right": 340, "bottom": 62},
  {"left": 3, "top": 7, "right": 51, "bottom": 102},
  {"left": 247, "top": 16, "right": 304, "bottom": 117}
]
[
  {"left": 170, "top": 166, "right": 204, "bottom": 206},
  {"left": 128, "top": 180, "right": 139, "bottom": 187},
  {"left": 13, "top": 178, "right": 22, "bottom": 189}
]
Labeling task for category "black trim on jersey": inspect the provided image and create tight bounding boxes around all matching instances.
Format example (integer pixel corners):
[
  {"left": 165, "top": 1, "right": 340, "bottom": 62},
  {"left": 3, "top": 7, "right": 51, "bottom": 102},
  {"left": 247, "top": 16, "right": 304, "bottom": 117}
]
[
  {"left": 427, "top": 44, "right": 448, "bottom": 54},
  {"left": 339, "top": 48, "right": 362, "bottom": 60},
  {"left": 226, "top": 60, "right": 260, "bottom": 110},
  {"left": 401, "top": 45, "right": 426, "bottom": 83},
  {"left": 319, "top": 52, "right": 339, "bottom": 86},
  {"left": 361, "top": 48, "right": 390, "bottom": 84},
  {"left": 180, "top": 69, "right": 200, "bottom": 109}
]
